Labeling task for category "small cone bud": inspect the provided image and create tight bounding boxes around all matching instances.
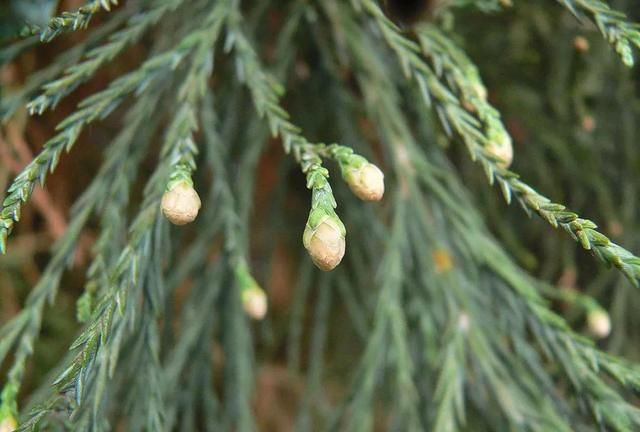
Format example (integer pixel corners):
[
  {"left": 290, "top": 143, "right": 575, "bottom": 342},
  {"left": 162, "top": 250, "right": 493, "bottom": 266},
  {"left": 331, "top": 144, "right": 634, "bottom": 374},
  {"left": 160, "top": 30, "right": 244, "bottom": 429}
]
[
  {"left": 303, "top": 218, "right": 346, "bottom": 271},
  {"left": 486, "top": 132, "right": 513, "bottom": 169},
  {"left": 581, "top": 115, "right": 596, "bottom": 132},
  {"left": 242, "top": 286, "right": 268, "bottom": 320},
  {"left": 161, "top": 182, "right": 201, "bottom": 225},
  {"left": 587, "top": 310, "right": 611, "bottom": 339},
  {"left": 345, "top": 163, "right": 385, "bottom": 201},
  {"left": 0, "top": 416, "right": 17, "bottom": 432},
  {"left": 574, "top": 36, "right": 590, "bottom": 53}
]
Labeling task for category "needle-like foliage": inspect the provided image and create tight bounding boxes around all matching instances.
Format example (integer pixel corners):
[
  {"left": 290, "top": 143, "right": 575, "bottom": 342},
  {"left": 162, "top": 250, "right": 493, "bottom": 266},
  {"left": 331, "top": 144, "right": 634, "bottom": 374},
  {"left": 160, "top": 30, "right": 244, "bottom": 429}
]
[{"left": 2, "top": 0, "right": 640, "bottom": 431}]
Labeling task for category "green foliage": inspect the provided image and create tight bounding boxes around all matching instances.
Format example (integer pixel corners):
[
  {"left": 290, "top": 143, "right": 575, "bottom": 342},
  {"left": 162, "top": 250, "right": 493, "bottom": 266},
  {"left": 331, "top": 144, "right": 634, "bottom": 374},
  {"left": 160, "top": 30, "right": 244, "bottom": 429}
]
[
  {"left": 33, "top": 0, "right": 119, "bottom": 43},
  {"left": 557, "top": 0, "right": 640, "bottom": 65},
  {"left": 0, "top": 0, "right": 59, "bottom": 40},
  {"left": 2, "top": 0, "right": 640, "bottom": 431}
]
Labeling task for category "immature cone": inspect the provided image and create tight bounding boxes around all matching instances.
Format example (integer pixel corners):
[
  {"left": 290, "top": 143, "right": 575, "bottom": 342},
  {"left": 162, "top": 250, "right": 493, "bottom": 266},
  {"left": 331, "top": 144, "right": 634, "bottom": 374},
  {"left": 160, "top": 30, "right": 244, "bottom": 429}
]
[
  {"left": 574, "top": 36, "right": 590, "bottom": 53},
  {"left": 242, "top": 286, "right": 268, "bottom": 320},
  {"left": 345, "top": 163, "right": 385, "bottom": 201},
  {"left": 582, "top": 115, "right": 596, "bottom": 133},
  {"left": 303, "top": 217, "right": 346, "bottom": 271},
  {"left": 587, "top": 310, "right": 611, "bottom": 339},
  {"left": 161, "top": 182, "right": 201, "bottom": 225},
  {"left": 486, "top": 131, "right": 513, "bottom": 169},
  {"left": 0, "top": 416, "right": 17, "bottom": 432}
]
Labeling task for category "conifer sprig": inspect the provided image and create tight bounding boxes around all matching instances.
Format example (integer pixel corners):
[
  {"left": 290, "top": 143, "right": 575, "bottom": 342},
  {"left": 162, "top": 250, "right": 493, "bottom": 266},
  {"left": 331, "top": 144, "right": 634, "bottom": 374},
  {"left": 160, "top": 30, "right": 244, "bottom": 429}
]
[
  {"left": 556, "top": 0, "right": 640, "bottom": 66},
  {"left": 201, "top": 95, "right": 268, "bottom": 320},
  {"left": 300, "top": 145, "right": 342, "bottom": 223},
  {"left": 161, "top": 264, "right": 223, "bottom": 430},
  {"left": 0, "top": 88, "right": 162, "bottom": 422},
  {"left": 77, "top": 90, "right": 164, "bottom": 323},
  {"left": 162, "top": 6, "right": 225, "bottom": 190},
  {"left": 6, "top": 9, "right": 230, "bottom": 428},
  {"left": 28, "top": 0, "right": 181, "bottom": 115},
  {"left": 201, "top": 98, "right": 259, "bottom": 429},
  {"left": 225, "top": 1, "right": 354, "bottom": 270},
  {"left": 225, "top": 0, "right": 374, "bottom": 192},
  {"left": 317, "top": 7, "right": 640, "bottom": 426},
  {"left": 225, "top": 12, "right": 349, "bottom": 187},
  {"left": 1, "top": 10, "right": 129, "bottom": 121},
  {"left": 3, "top": 0, "right": 640, "bottom": 429},
  {"left": 475, "top": 232, "right": 640, "bottom": 429},
  {"left": 224, "top": 2, "right": 315, "bottom": 156},
  {"left": 0, "top": 7, "right": 226, "bottom": 254},
  {"left": 414, "top": 26, "right": 640, "bottom": 288},
  {"left": 32, "top": 0, "right": 119, "bottom": 43},
  {"left": 332, "top": 199, "right": 422, "bottom": 430},
  {"left": 49, "top": 130, "right": 174, "bottom": 417},
  {"left": 353, "top": 0, "right": 640, "bottom": 288}
]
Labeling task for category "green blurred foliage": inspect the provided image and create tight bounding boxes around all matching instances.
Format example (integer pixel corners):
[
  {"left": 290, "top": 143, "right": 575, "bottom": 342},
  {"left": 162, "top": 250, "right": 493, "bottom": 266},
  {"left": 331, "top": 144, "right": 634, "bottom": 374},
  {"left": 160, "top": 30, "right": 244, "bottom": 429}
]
[{"left": 0, "top": 0, "right": 58, "bottom": 39}]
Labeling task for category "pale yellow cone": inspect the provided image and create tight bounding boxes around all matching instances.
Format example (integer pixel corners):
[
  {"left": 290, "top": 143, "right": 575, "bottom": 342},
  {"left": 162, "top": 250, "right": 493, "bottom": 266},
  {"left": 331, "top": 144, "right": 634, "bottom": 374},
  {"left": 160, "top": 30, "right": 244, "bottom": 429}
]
[
  {"left": 346, "top": 163, "right": 385, "bottom": 201},
  {"left": 161, "top": 183, "right": 201, "bottom": 225},
  {"left": 587, "top": 310, "right": 611, "bottom": 339},
  {"left": 304, "top": 219, "right": 346, "bottom": 271},
  {"left": 242, "top": 287, "right": 268, "bottom": 320}
]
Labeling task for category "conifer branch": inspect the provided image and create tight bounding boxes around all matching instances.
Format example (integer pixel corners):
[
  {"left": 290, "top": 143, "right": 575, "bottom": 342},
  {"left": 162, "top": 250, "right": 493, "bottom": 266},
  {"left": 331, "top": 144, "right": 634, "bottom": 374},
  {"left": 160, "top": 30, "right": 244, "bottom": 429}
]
[
  {"left": 417, "top": 26, "right": 640, "bottom": 288},
  {"left": 107, "top": 317, "right": 165, "bottom": 431},
  {"left": 476, "top": 233, "right": 640, "bottom": 429},
  {"left": 0, "top": 88, "right": 162, "bottom": 422},
  {"left": 130, "top": 127, "right": 224, "bottom": 429},
  {"left": 32, "top": 0, "right": 119, "bottom": 43},
  {"left": 1, "top": 9, "right": 129, "bottom": 122},
  {"left": 200, "top": 94, "right": 258, "bottom": 420},
  {"left": 10, "top": 8, "right": 229, "bottom": 427},
  {"left": 556, "top": 0, "right": 640, "bottom": 66},
  {"left": 162, "top": 264, "right": 223, "bottom": 430},
  {"left": 320, "top": 5, "right": 640, "bottom": 427},
  {"left": 200, "top": 95, "right": 259, "bottom": 428},
  {"left": 313, "top": 9, "right": 437, "bottom": 427},
  {"left": 2, "top": 0, "right": 640, "bottom": 429},
  {"left": 225, "top": 3, "right": 360, "bottom": 175},
  {"left": 28, "top": 0, "right": 181, "bottom": 115},
  {"left": 48, "top": 141, "right": 169, "bottom": 418},
  {"left": 224, "top": 0, "right": 349, "bottom": 166},
  {"left": 400, "top": 33, "right": 640, "bottom": 418},
  {"left": 224, "top": 5, "right": 312, "bottom": 156},
  {"left": 0, "top": 5, "right": 226, "bottom": 254},
  {"left": 408, "top": 140, "right": 640, "bottom": 429},
  {"left": 162, "top": 8, "right": 224, "bottom": 190},
  {"left": 330, "top": 200, "right": 421, "bottom": 430},
  {"left": 225, "top": 1, "right": 354, "bottom": 270},
  {"left": 129, "top": 252, "right": 168, "bottom": 432},
  {"left": 353, "top": 0, "right": 640, "bottom": 289},
  {"left": 226, "top": 21, "right": 341, "bottom": 235},
  {"left": 403, "top": 139, "right": 640, "bottom": 428},
  {"left": 201, "top": 94, "right": 268, "bottom": 320},
  {"left": 432, "top": 326, "right": 466, "bottom": 432},
  {"left": 77, "top": 90, "right": 164, "bottom": 323}
]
